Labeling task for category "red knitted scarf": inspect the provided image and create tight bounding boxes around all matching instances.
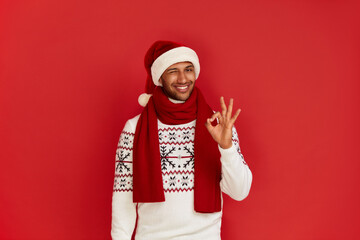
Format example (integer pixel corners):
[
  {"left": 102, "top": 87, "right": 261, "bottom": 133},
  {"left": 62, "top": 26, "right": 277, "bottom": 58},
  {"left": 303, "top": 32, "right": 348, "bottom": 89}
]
[{"left": 133, "top": 87, "right": 221, "bottom": 213}]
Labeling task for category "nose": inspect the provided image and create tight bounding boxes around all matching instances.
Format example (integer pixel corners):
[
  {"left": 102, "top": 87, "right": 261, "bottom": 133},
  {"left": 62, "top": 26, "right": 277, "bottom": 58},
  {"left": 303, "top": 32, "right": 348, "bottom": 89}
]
[{"left": 177, "top": 70, "right": 187, "bottom": 83}]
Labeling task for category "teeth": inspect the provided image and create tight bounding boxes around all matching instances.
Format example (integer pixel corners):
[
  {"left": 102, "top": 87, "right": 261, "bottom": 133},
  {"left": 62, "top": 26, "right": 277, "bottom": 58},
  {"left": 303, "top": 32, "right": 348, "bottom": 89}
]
[{"left": 177, "top": 86, "right": 188, "bottom": 89}]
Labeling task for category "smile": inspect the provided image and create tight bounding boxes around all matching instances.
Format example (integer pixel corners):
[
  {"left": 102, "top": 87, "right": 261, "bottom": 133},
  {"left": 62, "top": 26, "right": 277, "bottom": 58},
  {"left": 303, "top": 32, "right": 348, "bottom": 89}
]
[{"left": 175, "top": 85, "right": 190, "bottom": 93}]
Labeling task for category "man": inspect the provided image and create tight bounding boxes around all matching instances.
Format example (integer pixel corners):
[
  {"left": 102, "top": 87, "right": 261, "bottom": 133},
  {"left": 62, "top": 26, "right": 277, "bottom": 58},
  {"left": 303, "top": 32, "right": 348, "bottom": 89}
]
[{"left": 111, "top": 41, "right": 252, "bottom": 240}]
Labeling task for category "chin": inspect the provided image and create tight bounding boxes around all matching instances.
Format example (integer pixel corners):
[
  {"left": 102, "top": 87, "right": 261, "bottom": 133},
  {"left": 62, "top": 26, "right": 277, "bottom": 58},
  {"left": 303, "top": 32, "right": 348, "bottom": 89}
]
[
  {"left": 175, "top": 91, "right": 193, "bottom": 101},
  {"left": 176, "top": 96, "right": 189, "bottom": 101}
]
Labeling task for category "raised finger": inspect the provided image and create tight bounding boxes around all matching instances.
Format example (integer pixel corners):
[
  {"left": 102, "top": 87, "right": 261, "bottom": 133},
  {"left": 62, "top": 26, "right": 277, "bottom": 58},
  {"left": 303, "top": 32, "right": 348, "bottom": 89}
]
[
  {"left": 220, "top": 96, "right": 227, "bottom": 117},
  {"left": 227, "top": 98, "right": 234, "bottom": 119},
  {"left": 230, "top": 108, "right": 241, "bottom": 124}
]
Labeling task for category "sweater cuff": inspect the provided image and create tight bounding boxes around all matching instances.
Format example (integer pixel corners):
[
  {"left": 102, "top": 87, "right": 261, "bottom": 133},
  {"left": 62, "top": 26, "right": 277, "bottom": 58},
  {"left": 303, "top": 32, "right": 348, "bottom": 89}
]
[{"left": 218, "top": 143, "right": 238, "bottom": 164}]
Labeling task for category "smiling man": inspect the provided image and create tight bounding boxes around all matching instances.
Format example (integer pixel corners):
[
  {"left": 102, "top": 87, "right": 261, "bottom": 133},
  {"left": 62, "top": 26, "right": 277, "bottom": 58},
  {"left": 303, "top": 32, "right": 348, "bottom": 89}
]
[
  {"left": 111, "top": 41, "right": 252, "bottom": 240},
  {"left": 159, "top": 62, "right": 195, "bottom": 101}
]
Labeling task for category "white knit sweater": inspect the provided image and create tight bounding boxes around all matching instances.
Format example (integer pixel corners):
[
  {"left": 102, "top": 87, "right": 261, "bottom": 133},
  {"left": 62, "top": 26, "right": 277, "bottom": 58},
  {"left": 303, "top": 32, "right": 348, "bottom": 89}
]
[{"left": 111, "top": 115, "right": 252, "bottom": 240}]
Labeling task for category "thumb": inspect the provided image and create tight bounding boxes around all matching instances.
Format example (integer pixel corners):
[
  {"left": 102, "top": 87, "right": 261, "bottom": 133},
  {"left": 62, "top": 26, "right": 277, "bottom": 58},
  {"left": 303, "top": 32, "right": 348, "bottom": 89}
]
[{"left": 205, "top": 118, "right": 214, "bottom": 132}]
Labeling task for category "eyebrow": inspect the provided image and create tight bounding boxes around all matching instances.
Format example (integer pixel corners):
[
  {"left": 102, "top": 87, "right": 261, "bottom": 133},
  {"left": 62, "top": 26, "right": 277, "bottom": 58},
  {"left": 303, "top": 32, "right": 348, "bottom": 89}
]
[{"left": 166, "top": 64, "right": 194, "bottom": 72}]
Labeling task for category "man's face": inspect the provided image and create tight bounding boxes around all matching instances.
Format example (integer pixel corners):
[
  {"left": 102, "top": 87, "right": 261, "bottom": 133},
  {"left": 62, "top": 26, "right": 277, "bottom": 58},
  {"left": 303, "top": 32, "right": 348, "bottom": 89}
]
[{"left": 159, "top": 61, "right": 196, "bottom": 101}]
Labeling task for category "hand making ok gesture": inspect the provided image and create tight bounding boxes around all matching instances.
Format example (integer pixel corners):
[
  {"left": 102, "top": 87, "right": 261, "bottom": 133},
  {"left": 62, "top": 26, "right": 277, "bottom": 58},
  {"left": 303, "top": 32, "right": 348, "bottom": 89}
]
[{"left": 205, "top": 97, "right": 241, "bottom": 149}]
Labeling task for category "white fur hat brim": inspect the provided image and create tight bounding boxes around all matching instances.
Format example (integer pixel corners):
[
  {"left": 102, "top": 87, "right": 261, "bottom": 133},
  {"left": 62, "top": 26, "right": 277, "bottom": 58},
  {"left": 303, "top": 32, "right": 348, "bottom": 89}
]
[{"left": 151, "top": 46, "right": 200, "bottom": 86}]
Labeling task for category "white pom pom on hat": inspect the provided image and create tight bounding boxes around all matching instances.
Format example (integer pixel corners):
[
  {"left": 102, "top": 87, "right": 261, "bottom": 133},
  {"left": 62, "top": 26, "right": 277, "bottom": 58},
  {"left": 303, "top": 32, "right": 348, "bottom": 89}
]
[
  {"left": 138, "top": 40, "right": 200, "bottom": 107},
  {"left": 138, "top": 93, "right": 153, "bottom": 107}
]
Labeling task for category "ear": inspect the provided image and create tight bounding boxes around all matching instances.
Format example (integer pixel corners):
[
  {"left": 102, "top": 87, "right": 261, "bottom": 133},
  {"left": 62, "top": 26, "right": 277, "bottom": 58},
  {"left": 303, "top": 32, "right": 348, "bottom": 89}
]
[{"left": 158, "top": 76, "right": 164, "bottom": 86}]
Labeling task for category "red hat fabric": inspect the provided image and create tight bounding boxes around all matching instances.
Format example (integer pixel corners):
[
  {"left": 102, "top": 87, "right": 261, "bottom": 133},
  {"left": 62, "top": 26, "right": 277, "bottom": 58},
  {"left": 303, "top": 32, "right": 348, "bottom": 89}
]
[{"left": 138, "top": 40, "right": 200, "bottom": 106}]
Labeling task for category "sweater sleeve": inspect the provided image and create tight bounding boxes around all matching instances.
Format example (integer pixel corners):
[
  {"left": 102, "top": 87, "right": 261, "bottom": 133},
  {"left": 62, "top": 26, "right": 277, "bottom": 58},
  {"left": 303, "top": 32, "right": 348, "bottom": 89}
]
[
  {"left": 111, "top": 120, "right": 137, "bottom": 240},
  {"left": 219, "top": 127, "right": 252, "bottom": 201}
]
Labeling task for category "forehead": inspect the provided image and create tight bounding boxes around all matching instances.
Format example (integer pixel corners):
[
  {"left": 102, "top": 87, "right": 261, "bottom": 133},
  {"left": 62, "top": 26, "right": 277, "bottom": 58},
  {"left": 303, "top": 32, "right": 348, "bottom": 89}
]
[{"left": 166, "top": 61, "right": 193, "bottom": 70}]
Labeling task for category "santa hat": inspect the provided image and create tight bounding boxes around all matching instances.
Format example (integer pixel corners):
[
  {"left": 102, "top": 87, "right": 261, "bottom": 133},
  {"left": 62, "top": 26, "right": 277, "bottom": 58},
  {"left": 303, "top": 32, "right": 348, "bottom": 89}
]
[{"left": 138, "top": 40, "right": 200, "bottom": 106}]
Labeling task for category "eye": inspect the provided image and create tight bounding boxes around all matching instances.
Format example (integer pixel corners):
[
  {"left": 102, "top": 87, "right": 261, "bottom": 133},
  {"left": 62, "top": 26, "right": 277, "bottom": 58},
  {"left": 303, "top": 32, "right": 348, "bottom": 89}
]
[
  {"left": 186, "top": 68, "right": 194, "bottom": 72},
  {"left": 167, "top": 69, "right": 178, "bottom": 74}
]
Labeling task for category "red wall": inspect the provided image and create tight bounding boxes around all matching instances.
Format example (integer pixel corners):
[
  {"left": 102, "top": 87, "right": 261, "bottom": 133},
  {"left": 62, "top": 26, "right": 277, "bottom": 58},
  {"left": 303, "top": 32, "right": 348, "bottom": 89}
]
[{"left": 1, "top": 0, "right": 359, "bottom": 239}]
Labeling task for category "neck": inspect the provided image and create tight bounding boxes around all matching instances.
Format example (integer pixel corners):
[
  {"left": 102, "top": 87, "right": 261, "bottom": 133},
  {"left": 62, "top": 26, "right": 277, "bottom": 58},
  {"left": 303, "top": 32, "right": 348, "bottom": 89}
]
[{"left": 168, "top": 98, "right": 185, "bottom": 104}]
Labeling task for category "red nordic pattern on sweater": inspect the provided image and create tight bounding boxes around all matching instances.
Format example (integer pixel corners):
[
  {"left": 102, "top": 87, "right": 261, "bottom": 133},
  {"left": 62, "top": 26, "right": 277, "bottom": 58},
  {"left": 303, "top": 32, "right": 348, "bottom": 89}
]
[
  {"left": 117, "top": 131, "right": 135, "bottom": 148},
  {"left": 115, "top": 173, "right": 132, "bottom": 178},
  {"left": 158, "top": 124, "right": 195, "bottom": 192},
  {"left": 113, "top": 122, "right": 247, "bottom": 193},
  {"left": 164, "top": 156, "right": 192, "bottom": 159},
  {"left": 163, "top": 170, "right": 194, "bottom": 175},
  {"left": 113, "top": 174, "right": 133, "bottom": 192},
  {"left": 113, "top": 189, "right": 132, "bottom": 192},
  {"left": 115, "top": 160, "right": 132, "bottom": 163},
  {"left": 121, "top": 131, "right": 135, "bottom": 136},
  {"left": 164, "top": 188, "right": 194, "bottom": 193},
  {"left": 231, "top": 128, "right": 247, "bottom": 165},
  {"left": 113, "top": 123, "right": 197, "bottom": 193},
  {"left": 159, "top": 140, "right": 194, "bottom": 145},
  {"left": 117, "top": 146, "right": 133, "bottom": 151},
  {"left": 158, "top": 126, "right": 195, "bottom": 132}
]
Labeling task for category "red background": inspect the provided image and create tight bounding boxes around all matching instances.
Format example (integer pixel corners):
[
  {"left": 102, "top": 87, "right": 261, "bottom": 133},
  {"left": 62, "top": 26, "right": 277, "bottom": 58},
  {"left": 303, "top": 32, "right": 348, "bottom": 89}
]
[{"left": 1, "top": 0, "right": 359, "bottom": 239}]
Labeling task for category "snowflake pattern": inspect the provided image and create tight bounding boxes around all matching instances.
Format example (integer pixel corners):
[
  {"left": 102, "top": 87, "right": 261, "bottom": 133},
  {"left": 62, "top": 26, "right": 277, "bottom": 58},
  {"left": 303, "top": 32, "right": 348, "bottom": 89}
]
[
  {"left": 159, "top": 125, "right": 195, "bottom": 192},
  {"left": 183, "top": 146, "right": 195, "bottom": 168},
  {"left": 113, "top": 131, "right": 134, "bottom": 192},
  {"left": 113, "top": 174, "right": 133, "bottom": 192},
  {"left": 116, "top": 150, "right": 131, "bottom": 173},
  {"left": 182, "top": 130, "right": 191, "bottom": 140},
  {"left": 160, "top": 146, "right": 177, "bottom": 170},
  {"left": 113, "top": 122, "right": 247, "bottom": 193}
]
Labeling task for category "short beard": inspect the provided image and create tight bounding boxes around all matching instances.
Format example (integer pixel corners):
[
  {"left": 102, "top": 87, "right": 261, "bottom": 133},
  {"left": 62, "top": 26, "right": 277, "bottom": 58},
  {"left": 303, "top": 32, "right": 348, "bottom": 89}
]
[{"left": 160, "top": 84, "right": 194, "bottom": 101}]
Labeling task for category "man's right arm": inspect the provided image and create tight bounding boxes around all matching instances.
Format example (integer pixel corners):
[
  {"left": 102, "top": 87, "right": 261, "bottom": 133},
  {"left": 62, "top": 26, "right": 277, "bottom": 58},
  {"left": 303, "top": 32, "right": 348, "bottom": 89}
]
[{"left": 111, "top": 119, "right": 137, "bottom": 240}]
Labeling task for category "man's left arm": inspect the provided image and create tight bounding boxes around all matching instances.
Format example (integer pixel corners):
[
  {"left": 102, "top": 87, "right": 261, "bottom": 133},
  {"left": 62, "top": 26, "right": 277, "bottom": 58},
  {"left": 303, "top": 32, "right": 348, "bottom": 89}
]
[
  {"left": 205, "top": 96, "right": 252, "bottom": 201},
  {"left": 218, "top": 127, "right": 252, "bottom": 200}
]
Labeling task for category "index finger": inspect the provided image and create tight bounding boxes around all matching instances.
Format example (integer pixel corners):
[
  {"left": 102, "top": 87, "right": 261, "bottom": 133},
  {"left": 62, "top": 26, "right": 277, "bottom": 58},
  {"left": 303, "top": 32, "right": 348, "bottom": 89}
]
[
  {"left": 227, "top": 98, "right": 234, "bottom": 119},
  {"left": 220, "top": 96, "right": 227, "bottom": 117}
]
